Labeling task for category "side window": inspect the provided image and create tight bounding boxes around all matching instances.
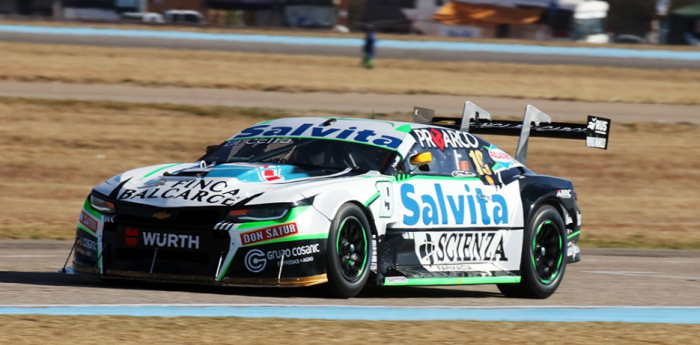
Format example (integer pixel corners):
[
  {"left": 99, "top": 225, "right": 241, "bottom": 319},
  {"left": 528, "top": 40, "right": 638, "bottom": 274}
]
[
  {"left": 405, "top": 127, "right": 480, "bottom": 177},
  {"left": 404, "top": 145, "right": 459, "bottom": 176}
]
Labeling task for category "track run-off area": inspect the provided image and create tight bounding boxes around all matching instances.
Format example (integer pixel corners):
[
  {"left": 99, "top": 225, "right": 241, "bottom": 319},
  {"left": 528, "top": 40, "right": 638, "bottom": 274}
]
[
  {"left": 1, "top": 23, "right": 699, "bottom": 326},
  {"left": 1, "top": 241, "right": 699, "bottom": 323}
]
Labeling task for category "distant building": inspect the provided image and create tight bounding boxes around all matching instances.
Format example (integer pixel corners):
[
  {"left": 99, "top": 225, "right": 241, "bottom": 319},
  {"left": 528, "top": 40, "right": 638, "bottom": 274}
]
[
  {"left": 205, "top": 0, "right": 335, "bottom": 27},
  {"left": 0, "top": 0, "right": 54, "bottom": 15},
  {"left": 400, "top": 0, "right": 609, "bottom": 42}
]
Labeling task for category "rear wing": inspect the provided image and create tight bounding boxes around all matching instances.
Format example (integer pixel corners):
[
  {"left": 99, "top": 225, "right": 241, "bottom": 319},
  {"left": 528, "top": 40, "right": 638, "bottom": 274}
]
[{"left": 413, "top": 101, "right": 611, "bottom": 164}]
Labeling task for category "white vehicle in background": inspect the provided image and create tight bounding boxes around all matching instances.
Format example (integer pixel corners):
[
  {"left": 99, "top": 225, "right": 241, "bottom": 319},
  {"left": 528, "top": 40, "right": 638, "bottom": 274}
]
[
  {"left": 121, "top": 12, "right": 166, "bottom": 23},
  {"left": 403, "top": 0, "right": 610, "bottom": 43},
  {"left": 163, "top": 10, "right": 207, "bottom": 24}
]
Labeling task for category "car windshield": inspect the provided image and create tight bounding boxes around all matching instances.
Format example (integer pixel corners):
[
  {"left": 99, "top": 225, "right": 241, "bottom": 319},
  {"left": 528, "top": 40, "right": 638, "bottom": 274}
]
[{"left": 201, "top": 138, "right": 395, "bottom": 172}]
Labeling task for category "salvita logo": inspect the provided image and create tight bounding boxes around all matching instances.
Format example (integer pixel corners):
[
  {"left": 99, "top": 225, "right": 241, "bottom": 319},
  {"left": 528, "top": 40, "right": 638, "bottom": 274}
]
[
  {"left": 231, "top": 123, "right": 402, "bottom": 150},
  {"left": 414, "top": 231, "right": 508, "bottom": 266},
  {"left": 142, "top": 232, "right": 200, "bottom": 250},
  {"left": 412, "top": 128, "right": 479, "bottom": 151},
  {"left": 401, "top": 183, "right": 509, "bottom": 226}
]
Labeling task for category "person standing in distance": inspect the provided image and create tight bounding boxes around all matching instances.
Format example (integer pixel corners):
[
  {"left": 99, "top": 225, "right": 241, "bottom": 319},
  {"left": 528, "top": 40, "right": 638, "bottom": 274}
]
[{"left": 362, "top": 25, "right": 376, "bottom": 69}]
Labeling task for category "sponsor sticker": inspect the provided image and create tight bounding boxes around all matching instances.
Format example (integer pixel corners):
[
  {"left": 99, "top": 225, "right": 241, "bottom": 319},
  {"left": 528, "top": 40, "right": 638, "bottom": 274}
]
[
  {"left": 556, "top": 189, "right": 572, "bottom": 199},
  {"left": 125, "top": 227, "right": 138, "bottom": 247},
  {"left": 412, "top": 230, "right": 523, "bottom": 271},
  {"left": 121, "top": 227, "right": 201, "bottom": 250},
  {"left": 567, "top": 242, "right": 581, "bottom": 257},
  {"left": 385, "top": 276, "right": 408, "bottom": 284},
  {"left": 266, "top": 243, "right": 321, "bottom": 260},
  {"left": 231, "top": 123, "right": 402, "bottom": 150},
  {"left": 79, "top": 211, "right": 99, "bottom": 234},
  {"left": 488, "top": 145, "right": 511, "bottom": 163},
  {"left": 452, "top": 170, "right": 477, "bottom": 178},
  {"left": 244, "top": 249, "right": 267, "bottom": 273},
  {"left": 240, "top": 223, "right": 298, "bottom": 246},
  {"left": 119, "top": 179, "right": 241, "bottom": 206},
  {"left": 401, "top": 183, "right": 509, "bottom": 227},
  {"left": 411, "top": 128, "right": 479, "bottom": 152},
  {"left": 586, "top": 116, "right": 611, "bottom": 150}
]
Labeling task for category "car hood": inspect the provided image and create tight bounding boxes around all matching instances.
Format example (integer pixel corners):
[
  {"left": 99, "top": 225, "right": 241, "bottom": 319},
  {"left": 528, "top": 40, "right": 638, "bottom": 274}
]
[{"left": 94, "top": 162, "right": 363, "bottom": 208}]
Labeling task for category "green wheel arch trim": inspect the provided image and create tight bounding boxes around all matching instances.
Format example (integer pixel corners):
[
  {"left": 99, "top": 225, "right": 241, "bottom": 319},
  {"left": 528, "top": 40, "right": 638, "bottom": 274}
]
[
  {"left": 364, "top": 192, "right": 380, "bottom": 207},
  {"left": 335, "top": 218, "right": 347, "bottom": 255},
  {"left": 567, "top": 230, "right": 581, "bottom": 239},
  {"left": 357, "top": 221, "right": 369, "bottom": 278},
  {"left": 384, "top": 276, "right": 520, "bottom": 286},
  {"left": 532, "top": 220, "right": 564, "bottom": 284}
]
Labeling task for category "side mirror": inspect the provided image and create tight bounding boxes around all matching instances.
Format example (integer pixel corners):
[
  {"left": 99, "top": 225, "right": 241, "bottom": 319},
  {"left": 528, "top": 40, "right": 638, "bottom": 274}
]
[
  {"left": 206, "top": 144, "right": 219, "bottom": 154},
  {"left": 409, "top": 151, "right": 432, "bottom": 166}
]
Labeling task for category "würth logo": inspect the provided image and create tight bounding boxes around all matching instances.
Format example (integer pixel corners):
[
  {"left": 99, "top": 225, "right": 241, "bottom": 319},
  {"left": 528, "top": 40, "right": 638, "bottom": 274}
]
[
  {"left": 143, "top": 232, "right": 200, "bottom": 249},
  {"left": 125, "top": 228, "right": 139, "bottom": 247}
]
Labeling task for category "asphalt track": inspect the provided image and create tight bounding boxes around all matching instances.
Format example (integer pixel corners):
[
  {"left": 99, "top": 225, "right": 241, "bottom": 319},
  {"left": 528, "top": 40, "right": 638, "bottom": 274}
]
[
  {"left": 1, "top": 24, "right": 699, "bottom": 69},
  {"left": 0, "top": 240, "right": 699, "bottom": 322},
  {"left": 2, "top": 81, "right": 700, "bottom": 124}
]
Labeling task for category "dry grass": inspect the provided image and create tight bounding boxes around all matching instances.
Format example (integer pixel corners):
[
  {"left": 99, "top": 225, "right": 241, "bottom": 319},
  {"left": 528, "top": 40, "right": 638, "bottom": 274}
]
[
  {"left": 1, "top": 42, "right": 700, "bottom": 105},
  {"left": 3, "top": 18, "right": 700, "bottom": 51},
  {"left": 0, "top": 97, "right": 698, "bottom": 248},
  {"left": 1, "top": 316, "right": 700, "bottom": 345}
]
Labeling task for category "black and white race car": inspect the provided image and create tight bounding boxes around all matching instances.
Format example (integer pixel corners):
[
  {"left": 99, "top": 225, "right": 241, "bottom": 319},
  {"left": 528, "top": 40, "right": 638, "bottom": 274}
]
[{"left": 61, "top": 101, "right": 610, "bottom": 298}]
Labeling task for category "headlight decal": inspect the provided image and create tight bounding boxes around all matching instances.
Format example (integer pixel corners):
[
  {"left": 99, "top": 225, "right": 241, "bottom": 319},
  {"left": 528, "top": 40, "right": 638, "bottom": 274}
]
[
  {"left": 235, "top": 206, "right": 311, "bottom": 230},
  {"left": 82, "top": 197, "right": 103, "bottom": 219},
  {"left": 90, "top": 195, "right": 116, "bottom": 214}
]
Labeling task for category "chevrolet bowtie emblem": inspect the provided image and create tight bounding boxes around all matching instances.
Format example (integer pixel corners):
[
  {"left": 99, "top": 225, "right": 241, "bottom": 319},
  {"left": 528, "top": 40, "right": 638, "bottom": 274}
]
[{"left": 152, "top": 212, "right": 172, "bottom": 220}]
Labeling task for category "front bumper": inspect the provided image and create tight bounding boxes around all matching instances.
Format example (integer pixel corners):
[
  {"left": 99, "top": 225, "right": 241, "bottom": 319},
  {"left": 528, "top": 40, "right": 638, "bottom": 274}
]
[{"left": 65, "top": 200, "right": 332, "bottom": 287}]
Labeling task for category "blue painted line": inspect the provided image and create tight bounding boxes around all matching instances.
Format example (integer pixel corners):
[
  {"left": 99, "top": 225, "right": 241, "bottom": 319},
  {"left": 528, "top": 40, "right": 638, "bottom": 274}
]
[
  {"left": 0, "top": 305, "right": 698, "bottom": 324},
  {"left": 1, "top": 24, "right": 700, "bottom": 61}
]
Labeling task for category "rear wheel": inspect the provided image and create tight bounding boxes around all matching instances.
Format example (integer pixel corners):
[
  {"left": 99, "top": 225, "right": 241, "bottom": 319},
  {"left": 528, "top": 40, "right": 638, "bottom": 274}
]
[
  {"left": 326, "top": 203, "right": 372, "bottom": 298},
  {"left": 498, "top": 204, "right": 567, "bottom": 299}
]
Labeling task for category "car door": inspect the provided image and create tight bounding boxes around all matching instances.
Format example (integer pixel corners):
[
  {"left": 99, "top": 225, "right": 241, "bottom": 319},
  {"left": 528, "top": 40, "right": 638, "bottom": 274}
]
[{"left": 389, "top": 127, "right": 523, "bottom": 276}]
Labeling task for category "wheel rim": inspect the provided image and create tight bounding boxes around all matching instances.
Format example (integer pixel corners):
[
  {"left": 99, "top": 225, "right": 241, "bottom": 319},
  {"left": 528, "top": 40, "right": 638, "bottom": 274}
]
[
  {"left": 531, "top": 220, "right": 563, "bottom": 284},
  {"left": 336, "top": 216, "right": 368, "bottom": 282}
]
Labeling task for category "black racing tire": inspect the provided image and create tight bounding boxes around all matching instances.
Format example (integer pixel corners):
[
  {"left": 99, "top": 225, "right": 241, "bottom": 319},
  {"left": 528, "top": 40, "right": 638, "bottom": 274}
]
[
  {"left": 498, "top": 204, "right": 567, "bottom": 299},
  {"left": 326, "top": 203, "right": 373, "bottom": 298}
]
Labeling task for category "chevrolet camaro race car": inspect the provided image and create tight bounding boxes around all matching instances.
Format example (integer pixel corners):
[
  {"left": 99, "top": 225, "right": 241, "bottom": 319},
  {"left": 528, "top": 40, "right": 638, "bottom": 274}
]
[{"left": 61, "top": 101, "right": 610, "bottom": 298}]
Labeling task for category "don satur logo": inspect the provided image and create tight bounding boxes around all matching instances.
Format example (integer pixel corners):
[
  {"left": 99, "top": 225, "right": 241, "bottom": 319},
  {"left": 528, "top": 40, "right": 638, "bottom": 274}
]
[{"left": 245, "top": 249, "right": 267, "bottom": 273}]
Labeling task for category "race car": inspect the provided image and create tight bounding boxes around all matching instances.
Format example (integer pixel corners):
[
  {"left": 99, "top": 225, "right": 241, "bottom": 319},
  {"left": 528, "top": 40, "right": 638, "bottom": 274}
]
[{"left": 60, "top": 101, "right": 611, "bottom": 298}]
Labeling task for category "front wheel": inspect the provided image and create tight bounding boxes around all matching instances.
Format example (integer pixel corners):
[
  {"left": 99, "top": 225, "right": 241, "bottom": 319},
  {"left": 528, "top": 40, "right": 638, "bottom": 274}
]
[
  {"left": 498, "top": 204, "right": 567, "bottom": 299},
  {"left": 326, "top": 203, "right": 373, "bottom": 298}
]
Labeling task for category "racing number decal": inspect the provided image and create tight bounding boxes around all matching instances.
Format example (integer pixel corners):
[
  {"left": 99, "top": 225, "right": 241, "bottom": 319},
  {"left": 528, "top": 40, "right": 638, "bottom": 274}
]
[
  {"left": 468, "top": 150, "right": 492, "bottom": 176},
  {"left": 376, "top": 181, "right": 393, "bottom": 218}
]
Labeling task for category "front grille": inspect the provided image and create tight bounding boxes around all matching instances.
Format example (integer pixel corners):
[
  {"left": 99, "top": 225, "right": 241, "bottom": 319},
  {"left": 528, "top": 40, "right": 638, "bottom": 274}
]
[
  {"left": 115, "top": 203, "right": 225, "bottom": 226},
  {"left": 115, "top": 248, "right": 210, "bottom": 264}
]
